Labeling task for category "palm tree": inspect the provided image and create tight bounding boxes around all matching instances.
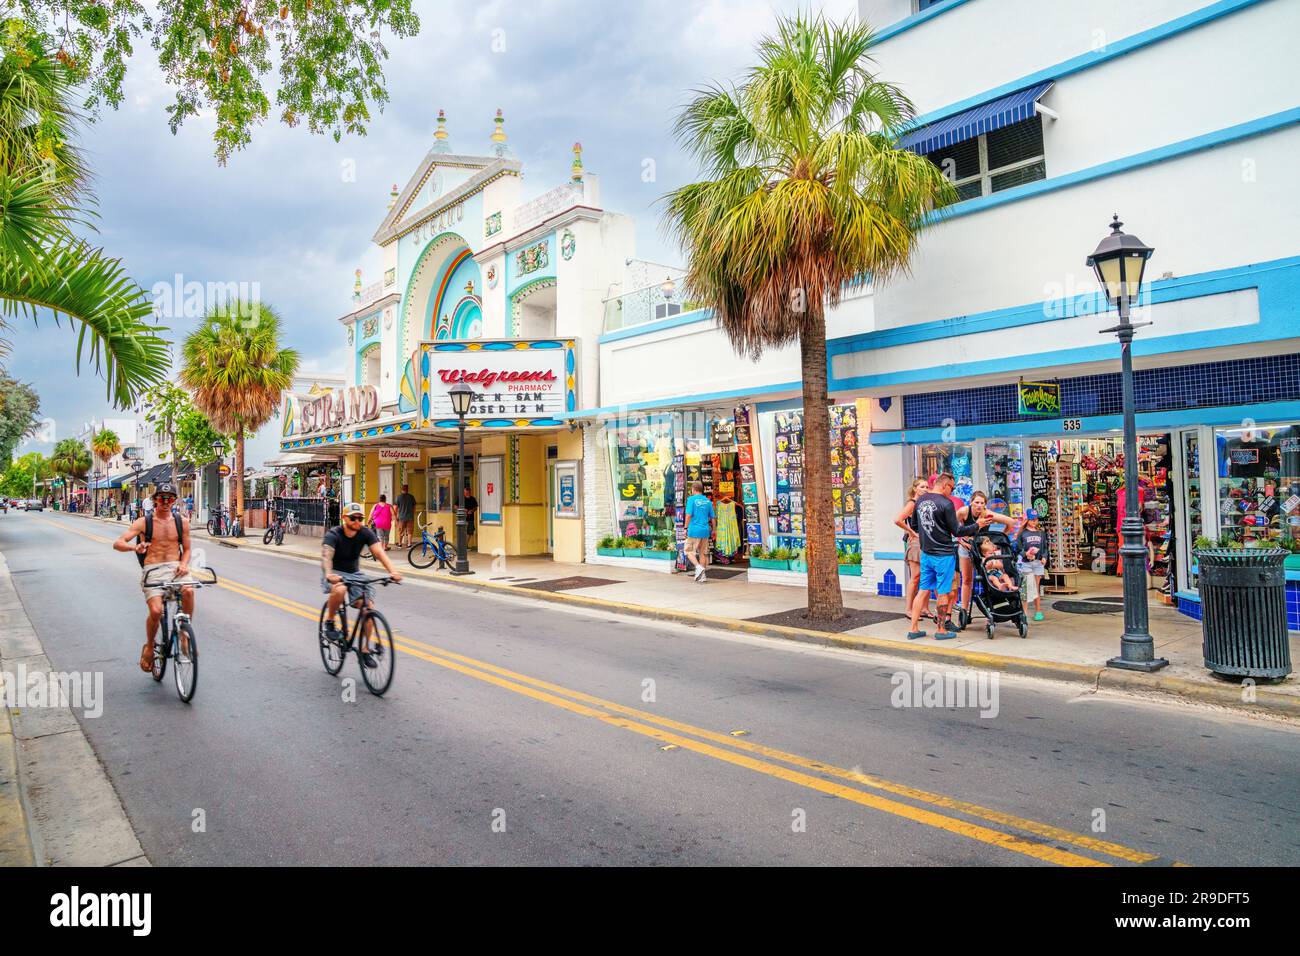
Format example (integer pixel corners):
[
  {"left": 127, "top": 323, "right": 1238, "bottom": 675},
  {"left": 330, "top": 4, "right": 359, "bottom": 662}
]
[
  {"left": 90, "top": 427, "right": 120, "bottom": 515},
  {"left": 0, "top": 20, "right": 169, "bottom": 407},
  {"left": 180, "top": 300, "right": 299, "bottom": 530},
  {"left": 50, "top": 436, "right": 91, "bottom": 507},
  {"left": 663, "top": 14, "right": 955, "bottom": 621}
]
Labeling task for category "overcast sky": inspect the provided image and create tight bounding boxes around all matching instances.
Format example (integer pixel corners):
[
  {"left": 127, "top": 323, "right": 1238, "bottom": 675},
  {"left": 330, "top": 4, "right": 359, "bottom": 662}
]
[{"left": 10, "top": 0, "right": 858, "bottom": 456}]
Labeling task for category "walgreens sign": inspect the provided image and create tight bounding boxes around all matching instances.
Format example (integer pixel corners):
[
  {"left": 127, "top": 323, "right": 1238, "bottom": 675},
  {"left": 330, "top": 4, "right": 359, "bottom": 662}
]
[{"left": 421, "top": 341, "right": 570, "bottom": 422}]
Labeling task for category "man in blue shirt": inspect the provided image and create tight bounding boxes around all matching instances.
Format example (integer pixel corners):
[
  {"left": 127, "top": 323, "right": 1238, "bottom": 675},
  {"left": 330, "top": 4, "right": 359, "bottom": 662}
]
[{"left": 684, "top": 480, "right": 715, "bottom": 582}]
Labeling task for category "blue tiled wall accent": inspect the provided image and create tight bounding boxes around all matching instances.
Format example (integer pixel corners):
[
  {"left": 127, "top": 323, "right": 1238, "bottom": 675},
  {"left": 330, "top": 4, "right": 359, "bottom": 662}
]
[
  {"left": 903, "top": 354, "right": 1300, "bottom": 430},
  {"left": 1176, "top": 595, "right": 1204, "bottom": 622},
  {"left": 1288, "top": 580, "right": 1300, "bottom": 632},
  {"left": 878, "top": 568, "right": 903, "bottom": 597}
]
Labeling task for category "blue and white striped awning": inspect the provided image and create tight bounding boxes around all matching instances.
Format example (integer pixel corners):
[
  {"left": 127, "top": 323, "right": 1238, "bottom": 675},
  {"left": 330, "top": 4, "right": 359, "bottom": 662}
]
[{"left": 899, "top": 82, "right": 1053, "bottom": 156}]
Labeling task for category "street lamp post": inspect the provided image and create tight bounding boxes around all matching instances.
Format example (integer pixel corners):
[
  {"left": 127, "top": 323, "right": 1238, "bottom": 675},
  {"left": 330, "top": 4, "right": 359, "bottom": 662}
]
[
  {"left": 1087, "top": 214, "right": 1168, "bottom": 672},
  {"left": 211, "top": 438, "right": 226, "bottom": 519},
  {"left": 131, "top": 459, "right": 144, "bottom": 519},
  {"left": 449, "top": 381, "right": 474, "bottom": 575}
]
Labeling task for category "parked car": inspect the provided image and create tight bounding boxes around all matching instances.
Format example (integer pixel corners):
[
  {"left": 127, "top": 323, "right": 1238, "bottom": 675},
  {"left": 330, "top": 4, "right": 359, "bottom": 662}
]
[{"left": 23, "top": 499, "right": 44, "bottom": 511}]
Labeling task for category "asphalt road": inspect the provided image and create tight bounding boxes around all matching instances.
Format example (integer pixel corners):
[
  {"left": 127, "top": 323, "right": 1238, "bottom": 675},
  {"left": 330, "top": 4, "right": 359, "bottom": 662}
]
[{"left": 4, "top": 509, "right": 1298, "bottom": 866}]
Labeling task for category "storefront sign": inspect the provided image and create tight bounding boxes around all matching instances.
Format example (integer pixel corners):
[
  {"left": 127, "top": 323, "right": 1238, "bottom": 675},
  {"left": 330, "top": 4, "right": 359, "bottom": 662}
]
[
  {"left": 295, "top": 385, "right": 381, "bottom": 436},
  {"left": 217, "top": 463, "right": 231, "bottom": 477},
  {"left": 1018, "top": 381, "right": 1061, "bottom": 418},
  {"left": 418, "top": 340, "right": 576, "bottom": 428},
  {"left": 1229, "top": 448, "right": 1259, "bottom": 465},
  {"left": 710, "top": 419, "right": 736, "bottom": 448},
  {"left": 378, "top": 448, "right": 420, "bottom": 462}
]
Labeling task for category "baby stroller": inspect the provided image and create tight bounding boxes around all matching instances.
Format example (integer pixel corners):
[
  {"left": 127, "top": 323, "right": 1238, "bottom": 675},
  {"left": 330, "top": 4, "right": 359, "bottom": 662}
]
[{"left": 958, "top": 529, "right": 1029, "bottom": 639}]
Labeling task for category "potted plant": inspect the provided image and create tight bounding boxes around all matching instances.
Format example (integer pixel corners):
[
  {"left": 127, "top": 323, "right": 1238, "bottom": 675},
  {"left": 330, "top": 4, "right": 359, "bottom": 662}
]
[
  {"left": 617, "top": 535, "right": 643, "bottom": 558},
  {"left": 749, "top": 544, "right": 790, "bottom": 570},
  {"left": 642, "top": 532, "right": 676, "bottom": 560},
  {"left": 1280, "top": 535, "right": 1300, "bottom": 570},
  {"left": 596, "top": 534, "right": 623, "bottom": 557},
  {"left": 837, "top": 549, "right": 863, "bottom": 576}
]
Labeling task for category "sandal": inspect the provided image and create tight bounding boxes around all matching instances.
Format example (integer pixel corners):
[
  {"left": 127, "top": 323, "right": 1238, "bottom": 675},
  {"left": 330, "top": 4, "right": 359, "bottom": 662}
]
[{"left": 139, "top": 642, "right": 154, "bottom": 673}]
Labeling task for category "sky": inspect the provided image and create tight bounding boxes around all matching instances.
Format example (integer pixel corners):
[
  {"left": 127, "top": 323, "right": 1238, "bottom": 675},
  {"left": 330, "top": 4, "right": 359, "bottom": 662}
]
[{"left": 10, "top": 0, "right": 858, "bottom": 459}]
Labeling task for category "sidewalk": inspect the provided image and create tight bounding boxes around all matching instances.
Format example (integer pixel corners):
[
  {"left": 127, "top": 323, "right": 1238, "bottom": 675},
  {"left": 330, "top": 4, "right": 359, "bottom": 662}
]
[
  {"left": 0, "top": 546, "right": 148, "bottom": 866},
  {"left": 64, "top": 511, "right": 1300, "bottom": 718}
]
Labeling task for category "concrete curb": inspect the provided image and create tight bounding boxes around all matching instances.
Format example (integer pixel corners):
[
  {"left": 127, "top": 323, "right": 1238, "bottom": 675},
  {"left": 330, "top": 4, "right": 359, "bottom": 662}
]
[
  {"left": 0, "top": 543, "right": 150, "bottom": 867},
  {"left": 181, "top": 521, "right": 1298, "bottom": 721}
]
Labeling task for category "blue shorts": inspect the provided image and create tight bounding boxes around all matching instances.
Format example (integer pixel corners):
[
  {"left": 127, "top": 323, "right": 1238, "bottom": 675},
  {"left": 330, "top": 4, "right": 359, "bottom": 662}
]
[{"left": 918, "top": 552, "right": 957, "bottom": 596}]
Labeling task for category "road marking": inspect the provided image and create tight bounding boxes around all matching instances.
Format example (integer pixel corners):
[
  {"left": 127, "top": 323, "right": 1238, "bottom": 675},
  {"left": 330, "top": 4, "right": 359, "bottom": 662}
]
[
  {"left": 37, "top": 517, "right": 1169, "bottom": 866},
  {"left": 213, "top": 575, "right": 1128, "bottom": 866}
]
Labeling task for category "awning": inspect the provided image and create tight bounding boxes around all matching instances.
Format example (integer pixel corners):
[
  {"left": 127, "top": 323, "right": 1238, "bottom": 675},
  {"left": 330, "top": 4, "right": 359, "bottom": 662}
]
[
  {"left": 91, "top": 472, "right": 131, "bottom": 490},
  {"left": 899, "top": 82, "right": 1053, "bottom": 156},
  {"left": 264, "top": 452, "right": 341, "bottom": 468}
]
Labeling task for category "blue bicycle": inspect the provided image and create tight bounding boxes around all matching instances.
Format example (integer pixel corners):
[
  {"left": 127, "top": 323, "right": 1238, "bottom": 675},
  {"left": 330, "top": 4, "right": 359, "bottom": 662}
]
[{"left": 407, "top": 520, "right": 461, "bottom": 570}]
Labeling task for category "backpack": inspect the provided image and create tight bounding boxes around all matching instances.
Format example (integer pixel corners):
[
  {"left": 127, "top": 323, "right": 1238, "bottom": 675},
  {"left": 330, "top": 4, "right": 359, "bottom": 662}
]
[{"left": 136, "top": 512, "right": 185, "bottom": 568}]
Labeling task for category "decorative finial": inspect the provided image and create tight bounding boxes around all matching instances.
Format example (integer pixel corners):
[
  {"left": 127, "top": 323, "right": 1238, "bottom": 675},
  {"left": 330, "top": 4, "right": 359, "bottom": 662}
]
[
  {"left": 353, "top": 268, "right": 363, "bottom": 298},
  {"left": 571, "top": 141, "right": 583, "bottom": 183},
  {"left": 1109, "top": 213, "right": 1124, "bottom": 235},
  {"left": 387, "top": 182, "right": 399, "bottom": 210},
  {"left": 433, "top": 108, "right": 450, "bottom": 153},
  {"left": 490, "top": 108, "right": 509, "bottom": 157}
]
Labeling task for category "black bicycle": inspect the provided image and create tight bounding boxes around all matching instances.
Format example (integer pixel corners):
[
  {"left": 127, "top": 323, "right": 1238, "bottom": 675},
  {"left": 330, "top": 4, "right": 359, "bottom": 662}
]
[
  {"left": 317, "top": 571, "right": 398, "bottom": 696},
  {"left": 143, "top": 565, "right": 218, "bottom": 703},
  {"left": 207, "top": 507, "right": 241, "bottom": 538},
  {"left": 263, "top": 510, "right": 286, "bottom": 546}
]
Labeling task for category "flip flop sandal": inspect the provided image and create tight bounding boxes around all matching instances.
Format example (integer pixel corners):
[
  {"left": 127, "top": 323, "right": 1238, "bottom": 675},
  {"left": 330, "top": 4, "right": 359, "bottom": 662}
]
[{"left": 139, "top": 643, "right": 154, "bottom": 673}]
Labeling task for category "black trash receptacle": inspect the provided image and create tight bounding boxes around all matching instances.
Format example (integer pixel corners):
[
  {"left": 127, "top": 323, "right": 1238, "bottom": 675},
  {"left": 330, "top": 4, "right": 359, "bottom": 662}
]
[{"left": 1196, "top": 548, "right": 1291, "bottom": 679}]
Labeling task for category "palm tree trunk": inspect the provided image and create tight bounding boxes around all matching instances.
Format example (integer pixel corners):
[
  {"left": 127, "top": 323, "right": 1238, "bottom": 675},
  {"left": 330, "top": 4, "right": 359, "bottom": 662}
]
[
  {"left": 234, "top": 432, "right": 246, "bottom": 531},
  {"left": 799, "top": 306, "right": 844, "bottom": 621}
]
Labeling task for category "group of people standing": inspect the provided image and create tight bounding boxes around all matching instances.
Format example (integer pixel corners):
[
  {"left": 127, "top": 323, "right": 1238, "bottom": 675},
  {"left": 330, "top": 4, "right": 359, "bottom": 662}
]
[{"left": 897, "top": 472, "right": 1049, "bottom": 640}]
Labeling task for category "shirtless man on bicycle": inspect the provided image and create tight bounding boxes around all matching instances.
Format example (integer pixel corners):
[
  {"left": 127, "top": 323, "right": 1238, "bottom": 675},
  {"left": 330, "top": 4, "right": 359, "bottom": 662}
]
[
  {"left": 112, "top": 482, "right": 193, "bottom": 672},
  {"left": 321, "top": 501, "right": 402, "bottom": 659}
]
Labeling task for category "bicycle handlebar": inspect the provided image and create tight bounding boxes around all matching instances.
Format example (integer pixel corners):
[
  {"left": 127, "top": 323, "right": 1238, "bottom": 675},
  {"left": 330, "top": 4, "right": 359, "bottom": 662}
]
[
  {"left": 335, "top": 571, "right": 399, "bottom": 586},
  {"left": 142, "top": 565, "right": 219, "bottom": 588}
]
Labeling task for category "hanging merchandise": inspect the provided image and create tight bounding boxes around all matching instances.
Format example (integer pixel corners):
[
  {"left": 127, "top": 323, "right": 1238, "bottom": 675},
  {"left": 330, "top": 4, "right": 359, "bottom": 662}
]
[
  {"left": 733, "top": 405, "right": 764, "bottom": 545},
  {"left": 771, "top": 404, "right": 860, "bottom": 545}
]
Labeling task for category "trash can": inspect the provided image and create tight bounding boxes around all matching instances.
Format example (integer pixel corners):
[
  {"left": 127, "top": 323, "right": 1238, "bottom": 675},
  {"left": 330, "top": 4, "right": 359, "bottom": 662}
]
[{"left": 1196, "top": 548, "right": 1291, "bottom": 679}]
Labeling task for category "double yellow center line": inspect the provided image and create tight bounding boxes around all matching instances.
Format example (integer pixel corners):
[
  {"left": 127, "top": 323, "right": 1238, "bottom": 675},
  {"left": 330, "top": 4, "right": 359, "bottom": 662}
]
[{"left": 43, "top": 516, "right": 1179, "bottom": 866}]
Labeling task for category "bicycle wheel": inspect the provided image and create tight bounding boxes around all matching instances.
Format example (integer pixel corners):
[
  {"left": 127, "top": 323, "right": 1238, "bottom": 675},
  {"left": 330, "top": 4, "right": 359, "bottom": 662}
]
[
  {"left": 408, "top": 540, "right": 437, "bottom": 569},
  {"left": 173, "top": 621, "right": 198, "bottom": 702},
  {"left": 318, "top": 602, "right": 346, "bottom": 676},
  {"left": 274, "top": 525, "right": 284, "bottom": 546},
  {"left": 263, "top": 526, "right": 275, "bottom": 545},
  {"left": 358, "top": 608, "right": 395, "bottom": 696},
  {"left": 207, "top": 517, "right": 219, "bottom": 536}
]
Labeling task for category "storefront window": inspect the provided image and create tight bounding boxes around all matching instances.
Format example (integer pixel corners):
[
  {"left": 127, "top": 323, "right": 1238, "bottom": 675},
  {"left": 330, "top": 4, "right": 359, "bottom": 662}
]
[
  {"left": 605, "top": 415, "right": 677, "bottom": 544},
  {"left": 917, "top": 443, "right": 974, "bottom": 503},
  {"left": 982, "top": 441, "right": 1025, "bottom": 520},
  {"left": 762, "top": 404, "right": 861, "bottom": 543},
  {"left": 1215, "top": 423, "right": 1300, "bottom": 546}
]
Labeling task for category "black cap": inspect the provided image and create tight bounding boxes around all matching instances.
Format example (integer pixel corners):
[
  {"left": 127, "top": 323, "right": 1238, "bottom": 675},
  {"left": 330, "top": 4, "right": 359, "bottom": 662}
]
[{"left": 156, "top": 482, "right": 178, "bottom": 497}]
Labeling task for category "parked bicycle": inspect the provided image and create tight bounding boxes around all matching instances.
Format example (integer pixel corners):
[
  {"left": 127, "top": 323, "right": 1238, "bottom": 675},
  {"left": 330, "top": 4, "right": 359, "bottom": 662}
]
[
  {"left": 407, "top": 520, "right": 461, "bottom": 570},
  {"left": 207, "top": 507, "right": 243, "bottom": 538},
  {"left": 317, "top": 571, "right": 398, "bottom": 696},
  {"left": 263, "top": 509, "right": 287, "bottom": 546},
  {"left": 142, "top": 565, "right": 218, "bottom": 703}
]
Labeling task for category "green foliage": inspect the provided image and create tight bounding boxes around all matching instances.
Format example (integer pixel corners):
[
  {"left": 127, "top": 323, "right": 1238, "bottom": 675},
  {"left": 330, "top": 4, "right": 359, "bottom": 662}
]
[
  {"left": 174, "top": 407, "right": 228, "bottom": 468},
  {"left": 615, "top": 536, "right": 640, "bottom": 550},
  {"left": 90, "top": 427, "right": 120, "bottom": 464},
  {"left": 0, "top": 450, "right": 49, "bottom": 496},
  {"left": 0, "top": 375, "right": 40, "bottom": 465},
  {"left": 597, "top": 534, "right": 617, "bottom": 550},
  {"left": 1192, "top": 535, "right": 1215, "bottom": 552},
  {"left": 749, "top": 544, "right": 767, "bottom": 559},
  {"left": 771, "top": 547, "right": 793, "bottom": 561},
  {"left": 0, "top": 21, "right": 169, "bottom": 407},
  {"left": 49, "top": 436, "right": 90, "bottom": 481},
  {"left": 14, "top": 0, "right": 421, "bottom": 164},
  {"left": 645, "top": 532, "right": 675, "bottom": 552}
]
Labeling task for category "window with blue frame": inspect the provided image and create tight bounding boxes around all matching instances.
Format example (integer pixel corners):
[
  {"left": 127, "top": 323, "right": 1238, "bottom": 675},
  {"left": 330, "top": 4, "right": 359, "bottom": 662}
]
[
  {"left": 916, "top": 0, "right": 947, "bottom": 9},
  {"left": 923, "top": 114, "right": 1046, "bottom": 201}
]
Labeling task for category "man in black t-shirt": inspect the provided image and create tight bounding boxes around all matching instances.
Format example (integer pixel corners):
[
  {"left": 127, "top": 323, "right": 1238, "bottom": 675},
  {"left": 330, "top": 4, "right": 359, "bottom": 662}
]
[{"left": 321, "top": 501, "right": 402, "bottom": 644}]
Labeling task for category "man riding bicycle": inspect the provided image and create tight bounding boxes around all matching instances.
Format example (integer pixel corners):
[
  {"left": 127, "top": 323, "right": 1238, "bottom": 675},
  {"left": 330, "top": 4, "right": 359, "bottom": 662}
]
[
  {"left": 112, "top": 482, "right": 192, "bottom": 673},
  {"left": 321, "top": 501, "right": 402, "bottom": 660}
]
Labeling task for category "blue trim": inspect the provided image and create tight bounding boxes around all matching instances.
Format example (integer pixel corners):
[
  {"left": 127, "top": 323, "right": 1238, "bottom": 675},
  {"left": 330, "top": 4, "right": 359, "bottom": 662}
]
[
  {"left": 929, "top": 107, "right": 1300, "bottom": 225},
  {"left": 567, "top": 380, "right": 801, "bottom": 420},
  {"left": 870, "top": 400, "right": 1300, "bottom": 446},
  {"left": 1287, "top": 570, "right": 1300, "bottom": 583},
  {"left": 480, "top": 512, "right": 501, "bottom": 522},
  {"left": 829, "top": 255, "right": 1300, "bottom": 359},
  {"left": 756, "top": 396, "right": 806, "bottom": 414},
  {"left": 599, "top": 309, "right": 713, "bottom": 344},
  {"left": 1174, "top": 590, "right": 1201, "bottom": 604},
  {"left": 830, "top": 254, "right": 1300, "bottom": 394},
  {"left": 875, "top": 0, "right": 974, "bottom": 41},
  {"left": 874, "top": 551, "right": 906, "bottom": 561},
  {"left": 905, "top": 0, "right": 1266, "bottom": 128}
]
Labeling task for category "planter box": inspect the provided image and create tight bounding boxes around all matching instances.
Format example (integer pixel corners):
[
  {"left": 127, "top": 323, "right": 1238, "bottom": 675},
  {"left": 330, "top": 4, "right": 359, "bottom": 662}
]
[
  {"left": 837, "top": 564, "right": 862, "bottom": 576},
  {"left": 619, "top": 548, "right": 644, "bottom": 558},
  {"left": 641, "top": 549, "right": 675, "bottom": 561},
  {"left": 595, "top": 547, "right": 624, "bottom": 557},
  {"left": 1285, "top": 554, "right": 1300, "bottom": 571},
  {"left": 749, "top": 557, "right": 791, "bottom": 570},
  {"left": 789, "top": 560, "right": 807, "bottom": 573}
]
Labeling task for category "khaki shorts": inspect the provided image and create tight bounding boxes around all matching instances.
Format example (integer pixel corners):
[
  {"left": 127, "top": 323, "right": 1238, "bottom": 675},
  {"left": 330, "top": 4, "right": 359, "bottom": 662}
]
[
  {"left": 141, "top": 562, "right": 181, "bottom": 601},
  {"left": 685, "top": 537, "right": 710, "bottom": 561}
]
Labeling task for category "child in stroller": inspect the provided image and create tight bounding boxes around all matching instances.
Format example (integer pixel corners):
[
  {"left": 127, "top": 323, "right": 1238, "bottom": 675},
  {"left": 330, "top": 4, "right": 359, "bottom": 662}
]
[{"left": 963, "top": 528, "right": 1030, "bottom": 639}]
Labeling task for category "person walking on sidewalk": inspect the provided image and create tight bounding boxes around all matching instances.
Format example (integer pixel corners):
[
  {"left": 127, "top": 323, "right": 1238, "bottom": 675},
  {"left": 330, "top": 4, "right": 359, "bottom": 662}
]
[
  {"left": 368, "top": 494, "right": 394, "bottom": 549},
  {"left": 1016, "top": 509, "right": 1050, "bottom": 622},
  {"left": 907, "top": 473, "right": 991, "bottom": 640},
  {"left": 395, "top": 484, "right": 416, "bottom": 548},
  {"left": 684, "top": 480, "right": 715, "bottom": 582},
  {"left": 894, "top": 477, "right": 930, "bottom": 616}
]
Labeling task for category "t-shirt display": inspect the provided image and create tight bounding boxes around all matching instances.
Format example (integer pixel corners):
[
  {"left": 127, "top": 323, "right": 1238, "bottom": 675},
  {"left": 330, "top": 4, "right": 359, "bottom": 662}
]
[{"left": 772, "top": 404, "right": 860, "bottom": 538}]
